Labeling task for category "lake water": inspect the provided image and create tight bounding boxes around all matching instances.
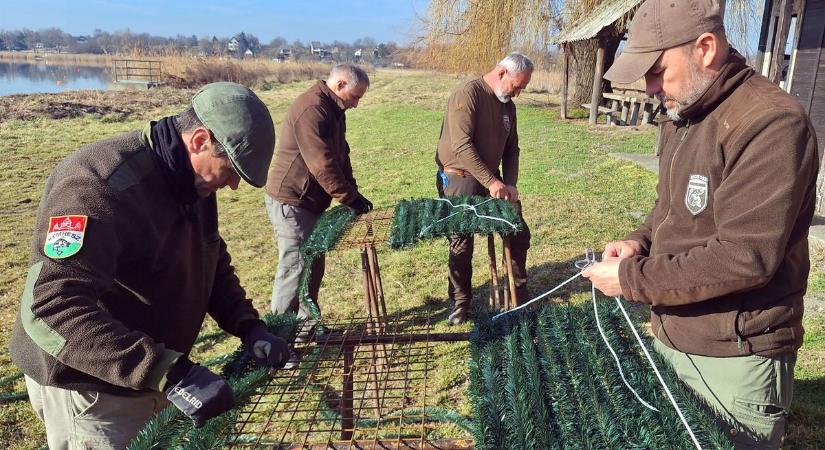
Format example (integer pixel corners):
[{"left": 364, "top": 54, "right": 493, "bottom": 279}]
[{"left": 0, "top": 61, "right": 111, "bottom": 96}]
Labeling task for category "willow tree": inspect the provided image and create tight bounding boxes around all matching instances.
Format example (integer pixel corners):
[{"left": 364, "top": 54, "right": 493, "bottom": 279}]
[
  {"left": 421, "top": 0, "right": 559, "bottom": 74},
  {"left": 421, "top": 0, "right": 629, "bottom": 104},
  {"left": 422, "top": 0, "right": 758, "bottom": 106}
]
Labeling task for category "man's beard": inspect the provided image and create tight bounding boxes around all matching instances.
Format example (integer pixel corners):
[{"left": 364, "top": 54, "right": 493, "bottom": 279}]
[
  {"left": 494, "top": 88, "right": 511, "bottom": 103},
  {"left": 660, "top": 59, "right": 714, "bottom": 121}
]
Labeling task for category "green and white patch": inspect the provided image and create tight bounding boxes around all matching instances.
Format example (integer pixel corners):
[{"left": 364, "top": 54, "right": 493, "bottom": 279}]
[{"left": 44, "top": 215, "right": 87, "bottom": 259}]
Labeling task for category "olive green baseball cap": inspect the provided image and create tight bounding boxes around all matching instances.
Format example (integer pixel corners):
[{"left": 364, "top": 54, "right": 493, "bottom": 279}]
[
  {"left": 192, "top": 82, "right": 275, "bottom": 188},
  {"left": 604, "top": 0, "right": 724, "bottom": 84}
]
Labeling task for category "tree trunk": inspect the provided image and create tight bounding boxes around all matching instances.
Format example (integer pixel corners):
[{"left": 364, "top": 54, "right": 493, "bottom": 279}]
[
  {"left": 570, "top": 38, "right": 597, "bottom": 106},
  {"left": 569, "top": 32, "right": 623, "bottom": 107}
]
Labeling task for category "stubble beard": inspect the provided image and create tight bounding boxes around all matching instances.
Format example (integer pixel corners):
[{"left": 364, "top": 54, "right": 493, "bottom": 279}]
[{"left": 662, "top": 59, "right": 715, "bottom": 122}]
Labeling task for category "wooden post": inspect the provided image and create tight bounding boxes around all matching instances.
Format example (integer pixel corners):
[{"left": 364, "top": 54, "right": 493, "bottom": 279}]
[
  {"left": 755, "top": 0, "right": 775, "bottom": 72},
  {"left": 769, "top": 0, "right": 793, "bottom": 84},
  {"left": 366, "top": 245, "right": 387, "bottom": 329},
  {"left": 360, "top": 248, "right": 376, "bottom": 327},
  {"left": 589, "top": 36, "right": 607, "bottom": 125},
  {"left": 503, "top": 237, "right": 518, "bottom": 307},
  {"left": 487, "top": 235, "right": 501, "bottom": 310},
  {"left": 561, "top": 44, "right": 569, "bottom": 120}
]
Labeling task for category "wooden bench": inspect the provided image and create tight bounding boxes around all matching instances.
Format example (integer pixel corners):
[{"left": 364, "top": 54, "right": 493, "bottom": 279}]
[{"left": 601, "top": 92, "right": 659, "bottom": 126}]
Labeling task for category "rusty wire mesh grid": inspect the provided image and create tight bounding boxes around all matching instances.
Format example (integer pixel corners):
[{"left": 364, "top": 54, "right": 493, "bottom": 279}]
[
  {"left": 221, "top": 311, "right": 471, "bottom": 449},
  {"left": 334, "top": 207, "right": 395, "bottom": 250}
]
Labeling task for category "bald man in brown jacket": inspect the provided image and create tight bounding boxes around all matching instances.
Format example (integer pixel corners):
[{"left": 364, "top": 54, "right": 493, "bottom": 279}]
[{"left": 436, "top": 53, "right": 533, "bottom": 325}]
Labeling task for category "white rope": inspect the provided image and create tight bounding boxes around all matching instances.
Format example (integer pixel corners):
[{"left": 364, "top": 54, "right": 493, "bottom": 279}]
[
  {"left": 490, "top": 271, "right": 584, "bottom": 322},
  {"left": 488, "top": 249, "right": 703, "bottom": 448},
  {"left": 612, "top": 295, "right": 703, "bottom": 450},
  {"left": 591, "top": 285, "right": 659, "bottom": 412},
  {"left": 418, "top": 197, "right": 519, "bottom": 237}
]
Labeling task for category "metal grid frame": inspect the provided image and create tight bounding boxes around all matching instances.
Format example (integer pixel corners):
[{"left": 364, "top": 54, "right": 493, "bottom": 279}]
[
  {"left": 221, "top": 312, "right": 470, "bottom": 449},
  {"left": 334, "top": 208, "right": 395, "bottom": 250}
]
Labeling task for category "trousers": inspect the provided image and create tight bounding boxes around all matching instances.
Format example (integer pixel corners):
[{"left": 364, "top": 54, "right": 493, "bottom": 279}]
[
  {"left": 653, "top": 339, "right": 795, "bottom": 449},
  {"left": 265, "top": 195, "right": 324, "bottom": 319},
  {"left": 25, "top": 375, "right": 168, "bottom": 450},
  {"left": 436, "top": 170, "right": 531, "bottom": 309}
]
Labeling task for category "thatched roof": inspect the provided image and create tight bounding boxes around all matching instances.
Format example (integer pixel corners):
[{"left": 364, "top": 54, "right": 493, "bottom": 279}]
[{"left": 552, "top": 0, "right": 643, "bottom": 44}]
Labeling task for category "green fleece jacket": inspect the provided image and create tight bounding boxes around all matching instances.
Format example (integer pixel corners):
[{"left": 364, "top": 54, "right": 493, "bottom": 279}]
[{"left": 10, "top": 128, "right": 260, "bottom": 395}]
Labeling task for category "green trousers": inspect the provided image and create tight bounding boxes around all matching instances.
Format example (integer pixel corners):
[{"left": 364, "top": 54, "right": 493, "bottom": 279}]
[
  {"left": 25, "top": 375, "right": 168, "bottom": 449},
  {"left": 653, "top": 339, "right": 795, "bottom": 449}
]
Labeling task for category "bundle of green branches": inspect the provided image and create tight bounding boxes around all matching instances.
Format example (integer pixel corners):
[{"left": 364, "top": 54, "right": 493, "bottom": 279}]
[
  {"left": 297, "top": 205, "right": 357, "bottom": 321},
  {"left": 388, "top": 196, "right": 522, "bottom": 249},
  {"left": 468, "top": 302, "right": 733, "bottom": 450},
  {"left": 128, "top": 312, "right": 300, "bottom": 450}
]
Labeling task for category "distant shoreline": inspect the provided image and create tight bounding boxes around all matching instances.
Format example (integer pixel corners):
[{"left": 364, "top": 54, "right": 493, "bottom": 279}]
[{"left": 0, "top": 51, "right": 111, "bottom": 67}]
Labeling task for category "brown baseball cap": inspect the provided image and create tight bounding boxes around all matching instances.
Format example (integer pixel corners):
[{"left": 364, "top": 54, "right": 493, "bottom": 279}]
[{"left": 604, "top": 0, "right": 724, "bottom": 84}]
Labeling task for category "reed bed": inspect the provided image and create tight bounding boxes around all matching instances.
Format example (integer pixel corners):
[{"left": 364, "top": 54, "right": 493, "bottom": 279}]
[{"left": 156, "top": 56, "right": 331, "bottom": 88}]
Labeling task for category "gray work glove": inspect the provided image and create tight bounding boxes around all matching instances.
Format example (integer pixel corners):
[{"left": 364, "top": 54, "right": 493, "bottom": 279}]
[
  {"left": 242, "top": 323, "right": 290, "bottom": 368},
  {"left": 164, "top": 357, "right": 234, "bottom": 428}
]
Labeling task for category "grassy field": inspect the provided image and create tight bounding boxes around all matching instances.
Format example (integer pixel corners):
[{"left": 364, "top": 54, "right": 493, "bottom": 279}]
[{"left": 0, "top": 69, "right": 822, "bottom": 449}]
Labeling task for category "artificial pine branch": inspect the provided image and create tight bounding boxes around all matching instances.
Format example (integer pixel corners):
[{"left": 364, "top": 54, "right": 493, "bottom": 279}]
[
  {"left": 518, "top": 321, "right": 559, "bottom": 449},
  {"left": 548, "top": 305, "right": 604, "bottom": 448},
  {"left": 503, "top": 328, "right": 535, "bottom": 449}
]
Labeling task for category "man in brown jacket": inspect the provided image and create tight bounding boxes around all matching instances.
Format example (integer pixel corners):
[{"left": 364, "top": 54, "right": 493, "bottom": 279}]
[
  {"left": 582, "top": 1, "right": 820, "bottom": 447},
  {"left": 265, "top": 63, "right": 372, "bottom": 323},
  {"left": 436, "top": 53, "right": 533, "bottom": 325}
]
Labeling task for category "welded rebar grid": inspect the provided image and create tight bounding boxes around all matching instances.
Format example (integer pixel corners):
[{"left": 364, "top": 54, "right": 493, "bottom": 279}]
[
  {"left": 334, "top": 208, "right": 395, "bottom": 250},
  {"left": 221, "top": 312, "right": 470, "bottom": 449}
]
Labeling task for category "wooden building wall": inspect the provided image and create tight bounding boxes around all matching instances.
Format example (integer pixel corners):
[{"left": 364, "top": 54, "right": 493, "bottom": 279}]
[{"left": 790, "top": 0, "right": 825, "bottom": 154}]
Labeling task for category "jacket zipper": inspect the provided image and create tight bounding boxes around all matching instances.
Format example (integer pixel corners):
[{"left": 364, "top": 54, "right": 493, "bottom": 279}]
[{"left": 651, "top": 120, "right": 691, "bottom": 245}]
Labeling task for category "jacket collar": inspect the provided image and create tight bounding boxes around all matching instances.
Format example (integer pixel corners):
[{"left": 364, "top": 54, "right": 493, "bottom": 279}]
[
  {"left": 317, "top": 80, "right": 347, "bottom": 112},
  {"left": 677, "top": 49, "right": 753, "bottom": 121}
]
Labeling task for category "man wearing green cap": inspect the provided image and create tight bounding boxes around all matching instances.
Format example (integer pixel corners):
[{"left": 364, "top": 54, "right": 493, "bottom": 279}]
[
  {"left": 582, "top": 0, "right": 820, "bottom": 447},
  {"left": 265, "top": 63, "right": 372, "bottom": 326},
  {"left": 10, "top": 82, "right": 290, "bottom": 449}
]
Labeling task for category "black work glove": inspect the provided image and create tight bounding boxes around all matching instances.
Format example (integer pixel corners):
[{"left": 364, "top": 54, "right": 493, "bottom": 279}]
[
  {"left": 241, "top": 322, "right": 290, "bottom": 368},
  {"left": 346, "top": 194, "right": 373, "bottom": 214},
  {"left": 164, "top": 357, "right": 234, "bottom": 428}
]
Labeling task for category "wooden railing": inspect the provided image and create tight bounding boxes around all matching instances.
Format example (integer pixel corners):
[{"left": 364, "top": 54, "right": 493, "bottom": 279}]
[{"left": 111, "top": 59, "right": 162, "bottom": 84}]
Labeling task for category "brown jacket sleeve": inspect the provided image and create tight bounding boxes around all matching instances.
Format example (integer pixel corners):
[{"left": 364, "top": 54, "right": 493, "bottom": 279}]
[
  {"left": 501, "top": 105, "right": 520, "bottom": 186},
  {"left": 342, "top": 141, "right": 358, "bottom": 189},
  {"left": 619, "top": 111, "right": 819, "bottom": 306},
  {"left": 293, "top": 105, "right": 359, "bottom": 204},
  {"left": 448, "top": 87, "right": 499, "bottom": 187}
]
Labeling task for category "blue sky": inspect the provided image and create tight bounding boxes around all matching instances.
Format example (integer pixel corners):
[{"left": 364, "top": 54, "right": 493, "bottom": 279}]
[{"left": 1, "top": 0, "right": 429, "bottom": 44}]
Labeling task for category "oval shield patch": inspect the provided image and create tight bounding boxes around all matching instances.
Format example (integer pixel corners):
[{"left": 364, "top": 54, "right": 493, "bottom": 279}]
[{"left": 684, "top": 175, "right": 708, "bottom": 215}]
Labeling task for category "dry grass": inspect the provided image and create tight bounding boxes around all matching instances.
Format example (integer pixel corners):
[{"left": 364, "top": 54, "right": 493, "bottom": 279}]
[
  {"left": 157, "top": 56, "right": 332, "bottom": 89},
  {"left": 525, "top": 69, "right": 564, "bottom": 95}
]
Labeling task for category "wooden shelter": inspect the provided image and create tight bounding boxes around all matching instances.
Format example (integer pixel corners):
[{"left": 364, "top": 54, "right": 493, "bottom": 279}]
[
  {"left": 552, "top": 0, "right": 643, "bottom": 124},
  {"left": 756, "top": 0, "right": 825, "bottom": 213}
]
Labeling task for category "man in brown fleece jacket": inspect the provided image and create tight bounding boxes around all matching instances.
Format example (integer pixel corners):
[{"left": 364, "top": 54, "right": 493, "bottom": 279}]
[
  {"left": 265, "top": 64, "right": 372, "bottom": 325},
  {"left": 436, "top": 53, "right": 533, "bottom": 325},
  {"left": 10, "top": 83, "right": 289, "bottom": 449},
  {"left": 582, "top": 1, "right": 820, "bottom": 448}
]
